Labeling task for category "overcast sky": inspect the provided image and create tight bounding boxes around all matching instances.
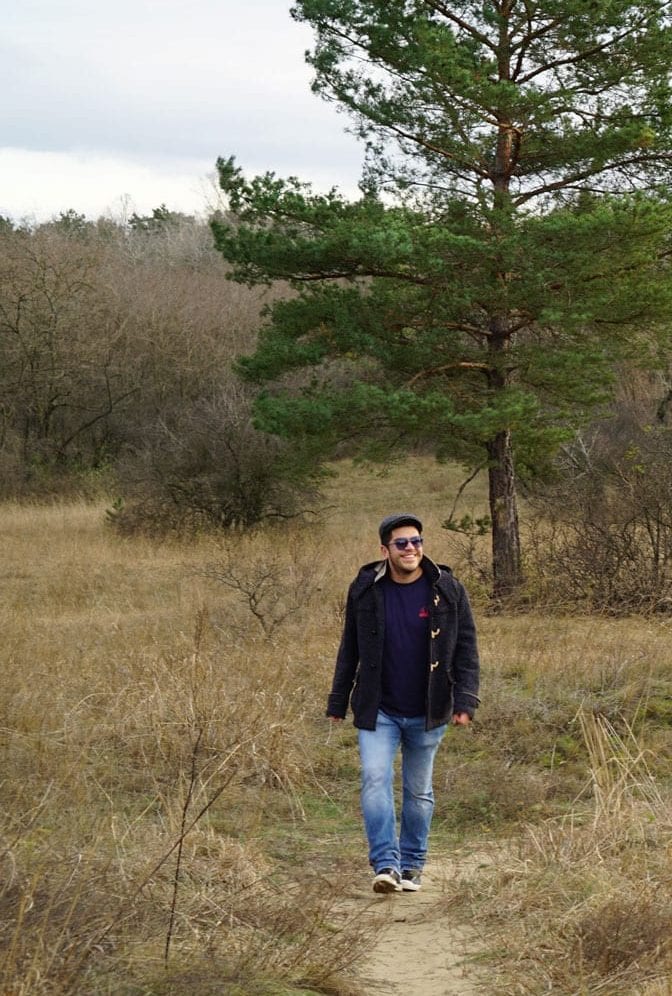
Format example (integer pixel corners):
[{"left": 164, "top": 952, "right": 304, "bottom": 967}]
[{"left": 1, "top": 0, "right": 365, "bottom": 222}]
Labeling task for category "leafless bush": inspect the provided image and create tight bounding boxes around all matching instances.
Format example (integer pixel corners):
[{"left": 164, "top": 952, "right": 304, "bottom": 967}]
[
  {"left": 110, "top": 386, "right": 321, "bottom": 535},
  {"left": 436, "top": 755, "right": 551, "bottom": 827},
  {"left": 0, "top": 604, "right": 368, "bottom": 995},
  {"left": 201, "top": 537, "right": 326, "bottom": 638},
  {"left": 525, "top": 417, "right": 672, "bottom": 614},
  {"left": 0, "top": 229, "right": 134, "bottom": 490},
  {"left": 441, "top": 509, "right": 493, "bottom": 599},
  {"left": 0, "top": 813, "right": 374, "bottom": 996},
  {"left": 571, "top": 892, "right": 672, "bottom": 977}
]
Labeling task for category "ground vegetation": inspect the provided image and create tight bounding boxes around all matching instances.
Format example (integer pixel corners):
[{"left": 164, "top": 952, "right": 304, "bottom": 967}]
[{"left": 2, "top": 461, "right": 672, "bottom": 993}]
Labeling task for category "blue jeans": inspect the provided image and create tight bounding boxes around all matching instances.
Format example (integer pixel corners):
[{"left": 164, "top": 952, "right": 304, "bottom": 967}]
[{"left": 358, "top": 710, "right": 446, "bottom": 874}]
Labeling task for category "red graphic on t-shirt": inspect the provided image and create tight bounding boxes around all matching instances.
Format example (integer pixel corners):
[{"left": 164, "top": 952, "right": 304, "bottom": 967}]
[{"left": 419, "top": 607, "right": 429, "bottom": 618}]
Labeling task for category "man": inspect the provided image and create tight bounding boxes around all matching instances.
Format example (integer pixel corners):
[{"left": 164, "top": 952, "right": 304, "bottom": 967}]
[{"left": 327, "top": 513, "right": 480, "bottom": 894}]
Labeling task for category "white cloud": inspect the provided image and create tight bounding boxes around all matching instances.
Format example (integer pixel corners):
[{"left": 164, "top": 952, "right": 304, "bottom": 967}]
[
  {"left": 0, "top": 1, "right": 365, "bottom": 222},
  {"left": 0, "top": 148, "right": 217, "bottom": 222}
]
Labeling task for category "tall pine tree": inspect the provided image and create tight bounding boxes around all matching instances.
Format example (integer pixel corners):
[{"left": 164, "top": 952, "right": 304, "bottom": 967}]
[{"left": 214, "top": 1, "right": 672, "bottom": 600}]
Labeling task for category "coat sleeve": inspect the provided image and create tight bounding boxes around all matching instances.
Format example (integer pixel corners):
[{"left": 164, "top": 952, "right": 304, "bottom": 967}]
[
  {"left": 451, "top": 583, "right": 481, "bottom": 718},
  {"left": 326, "top": 584, "right": 360, "bottom": 719}
]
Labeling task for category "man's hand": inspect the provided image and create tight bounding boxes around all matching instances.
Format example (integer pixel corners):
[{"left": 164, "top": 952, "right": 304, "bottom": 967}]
[{"left": 328, "top": 716, "right": 344, "bottom": 723}]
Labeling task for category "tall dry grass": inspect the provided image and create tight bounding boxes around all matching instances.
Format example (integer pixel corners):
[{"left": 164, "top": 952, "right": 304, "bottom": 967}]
[
  {"left": 462, "top": 711, "right": 672, "bottom": 994},
  {"left": 0, "top": 497, "right": 379, "bottom": 994},
  {"left": 2, "top": 461, "right": 672, "bottom": 994}
]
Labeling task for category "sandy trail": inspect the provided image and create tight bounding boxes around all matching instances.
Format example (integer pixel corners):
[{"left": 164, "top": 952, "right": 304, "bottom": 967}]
[{"left": 348, "top": 856, "right": 488, "bottom": 995}]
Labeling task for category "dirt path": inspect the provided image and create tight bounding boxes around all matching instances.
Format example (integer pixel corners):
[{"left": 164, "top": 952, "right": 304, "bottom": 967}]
[{"left": 349, "top": 853, "right": 489, "bottom": 995}]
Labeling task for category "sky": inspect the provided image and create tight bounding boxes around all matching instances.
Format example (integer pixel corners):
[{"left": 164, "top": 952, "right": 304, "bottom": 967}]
[{"left": 1, "top": 0, "right": 365, "bottom": 223}]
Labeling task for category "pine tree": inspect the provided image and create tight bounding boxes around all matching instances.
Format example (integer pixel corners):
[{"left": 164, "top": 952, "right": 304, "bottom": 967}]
[{"left": 213, "top": 1, "right": 672, "bottom": 600}]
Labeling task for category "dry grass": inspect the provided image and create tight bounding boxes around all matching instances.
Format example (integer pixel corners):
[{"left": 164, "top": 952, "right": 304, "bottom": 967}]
[
  {"left": 431, "top": 612, "right": 672, "bottom": 837},
  {"left": 2, "top": 461, "right": 672, "bottom": 994},
  {"left": 462, "top": 712, "right": 672, "bottom": 994},
  {"left": 0, "top": 498, "right": 377, "bottom": 994}
]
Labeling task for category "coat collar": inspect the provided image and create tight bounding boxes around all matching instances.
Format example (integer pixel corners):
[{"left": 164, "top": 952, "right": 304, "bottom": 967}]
[
  {"left": 372, "top": 554, "right": 442, "bottom": 584},
  {"left": 354, "top": 555, "right": 447, "bottom": 590}
]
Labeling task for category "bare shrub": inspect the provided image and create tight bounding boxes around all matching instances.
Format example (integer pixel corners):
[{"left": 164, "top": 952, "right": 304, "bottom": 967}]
[
  {"left": 436, "top": 754, "right": 551, "bottom": 829},
  {"left": 201, "top": 533, "right": 327, "bottom": 638},
  {"left": 0, "top": 601, "right": 368, "bottom": 995},
  {"left": 110, "top": 386, "right": 321, "bottom": 535},
  {"left": 0, "top": 813, "right": 375, "bottom": 996},
  {"left": 572, "top": 893, "right": 672, "bottom": 977},
  {"left": 0, "top": 228, "right": 133, "bottom": 491},
  {"left": 441, "top": 509, "right": 493, "bottom": 599},
  {"left": 525, "top": 416, "right": 672, "bottom": 614}
]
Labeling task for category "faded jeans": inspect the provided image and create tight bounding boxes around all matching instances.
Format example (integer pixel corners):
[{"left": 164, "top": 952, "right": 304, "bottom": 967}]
[{"left": 358, "top": 710, "right": 446, "bottom": 874}]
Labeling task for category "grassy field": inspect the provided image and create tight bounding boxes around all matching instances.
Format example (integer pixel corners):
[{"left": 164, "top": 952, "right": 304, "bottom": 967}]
[{"left": 2, "top": 458, "right": 672, "bottom": 994}]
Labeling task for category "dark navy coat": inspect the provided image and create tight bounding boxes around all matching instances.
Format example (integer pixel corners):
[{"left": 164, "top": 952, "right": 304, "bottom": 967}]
[{"left": 327, "top": 556, "right": 481, "bottom": 730}]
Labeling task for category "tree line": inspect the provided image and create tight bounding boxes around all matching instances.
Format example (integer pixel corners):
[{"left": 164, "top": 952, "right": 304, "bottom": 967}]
[
  {"left": 0, "top": 209, "right": 318, "bottom": 528},
  {"left": 2, "top": 199, "right": 672, "bottom": 611}
]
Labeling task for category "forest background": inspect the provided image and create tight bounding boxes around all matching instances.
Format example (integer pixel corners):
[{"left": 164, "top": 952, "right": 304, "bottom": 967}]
[{"left": 4, "top": 1, "right": 672, "bottom": 992}]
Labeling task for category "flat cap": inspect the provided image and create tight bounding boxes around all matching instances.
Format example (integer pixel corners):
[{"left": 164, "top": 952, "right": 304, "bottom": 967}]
[{"left": 378, "top": 512, "right": 423, "bottom": 541}]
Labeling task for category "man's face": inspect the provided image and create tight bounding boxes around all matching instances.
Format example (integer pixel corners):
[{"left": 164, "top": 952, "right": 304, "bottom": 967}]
[{"left": 381, "top": 525, "right": 424, "bottom": 581}]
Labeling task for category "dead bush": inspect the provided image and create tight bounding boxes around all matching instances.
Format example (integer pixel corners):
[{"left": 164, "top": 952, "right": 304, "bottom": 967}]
[
  {"left": 110, "top": 387, "right": 321, "bottom": 535},
  {"left": 0, "top": 818, "right": 374, "bottom": 996},
  {"left": 435, "top": 755, "right": 551, "bottom": 828},
  {"left": 201, "top": 535, "right": 327, "bottom": 638},
  {"left": 525, "top": 417, "right": 672, "bottom": 614}
]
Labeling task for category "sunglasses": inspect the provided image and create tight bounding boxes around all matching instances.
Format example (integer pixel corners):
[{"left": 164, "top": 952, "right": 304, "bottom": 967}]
[{"left": 387, "top": 536, "right": 423, "bottom": 550}]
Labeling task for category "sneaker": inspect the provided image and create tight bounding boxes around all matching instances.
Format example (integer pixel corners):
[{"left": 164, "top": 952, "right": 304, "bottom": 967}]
[
  {"left": 401, "top": 869, "right": 422, "bottom": 891},
  {"left": 373, "top": 868, "right": 402, "bottom": 893}
]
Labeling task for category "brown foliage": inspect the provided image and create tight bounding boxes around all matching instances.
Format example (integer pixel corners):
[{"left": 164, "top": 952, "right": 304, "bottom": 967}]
[
  {"left": 524, "top": 394, "right": 672, "bottom": 614},
  {"left": 0, "top": 217, "right": 294, "bottom": 515}
]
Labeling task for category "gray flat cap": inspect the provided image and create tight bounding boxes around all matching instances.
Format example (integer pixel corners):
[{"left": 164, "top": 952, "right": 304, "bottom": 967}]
[{"left": 378, "top": 513, "right": 423, "bottom": 541}]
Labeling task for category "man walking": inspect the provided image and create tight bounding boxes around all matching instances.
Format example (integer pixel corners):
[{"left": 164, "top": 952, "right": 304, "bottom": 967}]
[{"left": 327, "top": 513, "right": 480, "bottom": 893}]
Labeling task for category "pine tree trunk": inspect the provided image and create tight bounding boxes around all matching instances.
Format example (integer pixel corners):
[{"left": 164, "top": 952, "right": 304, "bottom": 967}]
[
  {"left": 485, "top": 19, "right": 522, "bottom": 603},
  {"left": 487, "top": 428, "right": 522, "bottom": 602}
]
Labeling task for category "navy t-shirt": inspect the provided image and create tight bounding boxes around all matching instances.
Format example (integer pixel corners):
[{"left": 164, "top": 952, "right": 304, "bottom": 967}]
[{"left": 380, "top": 573, "right": 431, "bottom": 717}]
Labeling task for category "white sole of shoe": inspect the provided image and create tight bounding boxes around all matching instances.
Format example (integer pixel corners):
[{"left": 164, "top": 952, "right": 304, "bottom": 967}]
[{"left": 373, "top": 873, "right": 402, "bottom": 893}]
